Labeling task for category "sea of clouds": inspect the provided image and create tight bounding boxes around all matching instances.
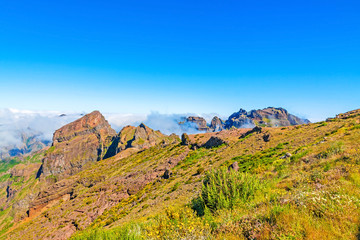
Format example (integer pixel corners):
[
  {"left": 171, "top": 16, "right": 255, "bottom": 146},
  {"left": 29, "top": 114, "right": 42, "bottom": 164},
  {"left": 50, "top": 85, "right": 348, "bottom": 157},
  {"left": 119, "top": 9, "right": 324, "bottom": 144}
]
[{"left": 0, "top": 109, "right": 222, "bottom": 151}]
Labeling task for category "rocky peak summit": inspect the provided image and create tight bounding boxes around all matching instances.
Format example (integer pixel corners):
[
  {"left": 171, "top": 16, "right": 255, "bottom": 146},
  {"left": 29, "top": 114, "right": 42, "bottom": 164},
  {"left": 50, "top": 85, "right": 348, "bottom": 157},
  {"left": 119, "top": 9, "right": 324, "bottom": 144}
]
[
  {"left": 225, "top": 107, "right": 309, "bottom": 128},
  {"left": 209, "top": 116, "right": 224, "bottom": 132},
  {"left": 185, "top": 116, "right": 208, "bottom": 131},
  {"left": 53, "top": 110, "right": 116, "bottom": 145},
  {"left": 40, "top": 111, "right": 117, "bottom": 181},
  {"left": 182, "top": 107, "right": 310, "bottom": 132},
  {"left": 111, "top": 123, "right": 178, "bottom": 154}
]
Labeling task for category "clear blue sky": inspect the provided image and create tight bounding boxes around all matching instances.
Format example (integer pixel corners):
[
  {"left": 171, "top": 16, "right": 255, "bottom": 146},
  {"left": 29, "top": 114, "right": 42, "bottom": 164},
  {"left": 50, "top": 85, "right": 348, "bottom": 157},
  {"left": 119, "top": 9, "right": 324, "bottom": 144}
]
[{"left": 0, "top": 0, "right": 359, "bottom": 121}]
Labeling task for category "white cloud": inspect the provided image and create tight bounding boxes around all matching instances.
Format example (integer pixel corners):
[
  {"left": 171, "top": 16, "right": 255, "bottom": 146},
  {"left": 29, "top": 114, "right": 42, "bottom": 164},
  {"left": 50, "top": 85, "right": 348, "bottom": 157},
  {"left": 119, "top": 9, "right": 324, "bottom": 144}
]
[
  {"left": 0, "top": 109, "right": 81, "bottom": 150},
  {"left": 104, "top": 113, "right": 147, "bottom": 132},
  {"left": 0, "top": 109, "right": 216, "bottom": 154}
]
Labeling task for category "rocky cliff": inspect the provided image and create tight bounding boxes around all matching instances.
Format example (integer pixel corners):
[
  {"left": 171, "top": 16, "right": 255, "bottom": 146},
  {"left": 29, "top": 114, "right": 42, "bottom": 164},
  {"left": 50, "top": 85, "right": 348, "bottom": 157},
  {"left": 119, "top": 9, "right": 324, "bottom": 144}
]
[
  {"left": 209, "top": 116, "right": 225, "bottom": 132},
  {"left": 244, "top": 107, "right": 310, "bottom": 127},
  {"left": 105, "top": 123, "right": 179, "bottom": 158},
  {"left": 39, "top": 111, "right": 117, "bottom": 181},
  {"left": 225, "top": 107, "right": 310, "bottom": 128},
  {"left": 185, "top": 116, "right": 209, "bottom": 131}
]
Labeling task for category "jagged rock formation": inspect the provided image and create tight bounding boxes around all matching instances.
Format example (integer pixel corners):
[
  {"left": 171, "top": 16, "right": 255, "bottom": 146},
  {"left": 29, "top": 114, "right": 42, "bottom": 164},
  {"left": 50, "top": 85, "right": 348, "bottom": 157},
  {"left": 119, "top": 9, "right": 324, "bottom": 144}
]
[
  {"left": 39, "top": 111, "right": 117, "bottom": 181},
  {"left": 203, "top": 136, "right": 228, "bottom": 148},
  {"left": 225, "top": 109, "right": 255, "bottom": 129},
  {"left": 182, "top": 107, "right": 309, "bottom": 133},
  {"left": 240, "top": 126, "right": 263, "bottom": 139},
  {"left": 105, "top": 123, "right": 178, "bottom": 158},
  {"left": 228, "top": 107, "right": 310, "bottom": 128},
  {"left": 185, "top": 116, "right": 209, "bottom": 131},
  {"left": 328, "top": 108, "right": 360, "bottom": 120},
  {"left": 209, "top": 116, "right": 224, "bottom": 132}
]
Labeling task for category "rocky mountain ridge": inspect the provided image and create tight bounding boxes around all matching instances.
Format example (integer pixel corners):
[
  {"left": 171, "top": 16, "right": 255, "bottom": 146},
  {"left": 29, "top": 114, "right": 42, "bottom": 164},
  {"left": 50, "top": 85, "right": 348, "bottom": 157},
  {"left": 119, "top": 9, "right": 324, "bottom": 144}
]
[
  {"left": 0, "top": 107, "right": 308, "bottom": 159},
  {"left": 39, "top": 111, "right": 180, "bottom": 183},
  {"left": 183, "top": 107, "right": 310, "bottom": 132},
  {"left": 0, "top": 108, "right": 359, "bottom": 239}
]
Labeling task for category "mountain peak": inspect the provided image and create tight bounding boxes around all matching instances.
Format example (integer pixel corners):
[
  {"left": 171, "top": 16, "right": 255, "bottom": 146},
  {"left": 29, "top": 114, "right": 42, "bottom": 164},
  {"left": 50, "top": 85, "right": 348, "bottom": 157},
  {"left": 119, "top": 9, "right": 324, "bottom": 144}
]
[
  {"left": 53, "top": 110, "right": 115, "bottom": 145},
  {"left": 40, "top": 111, "right": 117, "bottom": 181}
]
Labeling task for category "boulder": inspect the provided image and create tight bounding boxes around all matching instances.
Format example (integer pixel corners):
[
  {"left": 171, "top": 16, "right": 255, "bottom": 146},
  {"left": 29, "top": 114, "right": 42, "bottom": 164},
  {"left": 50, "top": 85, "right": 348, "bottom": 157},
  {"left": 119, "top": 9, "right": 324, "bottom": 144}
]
[
  {"left": 228, "top": 162, "right": 239, "bottom": 171},
  {"left": 263, "top": 133, "right": 271, "bottom": 142},
  {"left": 162, "top": 168, "right": 171, "bottom": 179},
  {"left": 203, "top": 136, "right": 228, "bottom": 148},
  {"left": 280, "top": 153, "right": 292, "bottom": 159},
  {"left": 181, "top": 133, "right": 191, "bottom": 146},
  {"left": 6, "top": 185, "right": 16, "bottom": 200}
]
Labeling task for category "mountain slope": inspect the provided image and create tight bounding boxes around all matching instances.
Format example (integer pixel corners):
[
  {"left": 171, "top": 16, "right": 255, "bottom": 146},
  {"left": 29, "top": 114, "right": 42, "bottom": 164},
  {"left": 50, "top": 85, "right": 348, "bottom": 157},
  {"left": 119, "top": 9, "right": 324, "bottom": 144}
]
[{"left": 2, "top": 109, "right": 360, "bottom": 239}]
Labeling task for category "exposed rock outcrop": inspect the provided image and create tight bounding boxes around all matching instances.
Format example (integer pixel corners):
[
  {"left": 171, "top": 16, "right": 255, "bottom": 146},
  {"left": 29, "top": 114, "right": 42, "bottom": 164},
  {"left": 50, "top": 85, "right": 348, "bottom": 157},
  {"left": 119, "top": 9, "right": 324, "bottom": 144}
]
[
  {"left": 209, "top": 116, "right": 225, "bottom": 132},
  {"left": 227, "top": 107, "right": 310, "bottom": 128},
  {"left": 228, "top": 161, "right": 239, "bottom": 171},
  {"left": 39, "top": 111, "right": 117, "bottom": 181},
  {"left": 10, "top": 163, "right": 41, "bottom": 180},
  {"left": 240, "top": 126, "right": 263, "bottom": 139},
  {"left": 263, "top": 133, "right": 271, "bottom": 142},
  {"left": 185, "top": 116, "right": 208, "bottom": 131},
  {"left": 162, "top": 168, "right": 171, "bottom": 179},
  {"left": 181, "top": 133, "right": 191, "bottom": 146},
  {"left": 6, "top": 185, "right": 16, "bottom": 200},
  {"left": 280, "top": 153, "right": 292, "bottom": 159},
  {"left": 106, "top": 123, "right": 177, "bottom": 157},
  {"left": 203, "top": 136, "right": 228, "bottom": 148},
  {"left": 180, "top": 107, "right": 309, "bottom": 134},
  {"left": 28, "top": 178, "right": 75, "bottom": 217},
  {"left": 225, "top": 109, "right": 255, "bottom": 129}
]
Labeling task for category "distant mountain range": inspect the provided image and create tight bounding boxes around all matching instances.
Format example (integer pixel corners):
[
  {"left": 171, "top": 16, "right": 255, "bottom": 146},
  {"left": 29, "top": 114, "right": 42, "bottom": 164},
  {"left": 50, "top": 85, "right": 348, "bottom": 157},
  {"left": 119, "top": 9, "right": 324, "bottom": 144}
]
[
  {"left": 180, "top": 107, "right": 310, "bottom": 132},
  {"left": 0, "top": 107, "right": 309, "bottom": 159},
  {"left": 0, "top": 133, "right": 50, "bottom": 159}
]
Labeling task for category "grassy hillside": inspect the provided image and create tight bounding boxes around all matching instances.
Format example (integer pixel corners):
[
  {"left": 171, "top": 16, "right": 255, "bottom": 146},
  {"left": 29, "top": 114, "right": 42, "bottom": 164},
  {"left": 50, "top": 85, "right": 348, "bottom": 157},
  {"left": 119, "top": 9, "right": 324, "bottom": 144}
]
[
  {"left": 2, "top": 109, "right": 360, "bottom": 239},
  {"left": 0, "top": 152, "right": 45, "bottom": 237}
]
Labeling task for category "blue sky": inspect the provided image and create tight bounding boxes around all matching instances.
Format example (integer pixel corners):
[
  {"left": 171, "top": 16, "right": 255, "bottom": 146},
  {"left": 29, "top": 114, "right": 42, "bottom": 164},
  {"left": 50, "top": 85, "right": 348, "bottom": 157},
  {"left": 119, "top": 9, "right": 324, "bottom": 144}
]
[{"left": 0, "top": 0, "right": 359, "bottom": 121}]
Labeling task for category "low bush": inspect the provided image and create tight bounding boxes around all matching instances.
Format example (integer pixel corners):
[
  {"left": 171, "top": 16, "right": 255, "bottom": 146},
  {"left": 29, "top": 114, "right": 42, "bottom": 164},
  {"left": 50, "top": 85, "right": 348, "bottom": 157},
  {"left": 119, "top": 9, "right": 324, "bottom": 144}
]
[{"left": 192, "top": 167, "right": 263, "bottom": 215}]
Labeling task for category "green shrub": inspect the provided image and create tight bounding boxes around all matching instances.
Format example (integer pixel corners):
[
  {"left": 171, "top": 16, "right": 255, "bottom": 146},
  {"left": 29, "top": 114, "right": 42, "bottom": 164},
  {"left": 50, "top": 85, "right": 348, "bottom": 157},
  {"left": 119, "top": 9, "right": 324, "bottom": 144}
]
[
  {"left": 318, "top": 141, "right": 345, "bottom": 159},
  {"left": 71, "top": 224, "right": 143, "bottom": 240},
  {"left": 192, "top": 167, "right": 263, "bottom": 215},
  {"left": 351, "top": 124, "right": 360, "bottom": 130},
  {"left": 323, "top": 162, "right": 331, "bottom": 172},
  {"left": 178, "top": 149, "right": 207, "bottom": 170},
  {"left": 196, "top": 167, "right": 205, "bottom": 175},
  {"left": 170, "top": 182, "right": 181, "bottom": 192}
]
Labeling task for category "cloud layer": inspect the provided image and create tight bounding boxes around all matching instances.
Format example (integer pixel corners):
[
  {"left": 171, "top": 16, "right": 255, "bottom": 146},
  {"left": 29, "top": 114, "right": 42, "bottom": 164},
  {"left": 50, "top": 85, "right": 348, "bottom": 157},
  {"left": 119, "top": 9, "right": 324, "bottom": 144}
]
[
  {"left": 0, "top": 109, "right": 81, "bottom": 150},
  {"left": 0, "top": 109, "right": 220, "bottom": 154}
]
